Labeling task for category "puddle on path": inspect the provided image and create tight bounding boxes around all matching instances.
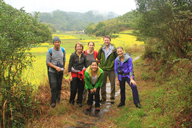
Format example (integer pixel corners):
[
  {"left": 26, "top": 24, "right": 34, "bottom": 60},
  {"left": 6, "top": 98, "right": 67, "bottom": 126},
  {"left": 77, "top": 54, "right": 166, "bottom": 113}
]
[{"left": 66, "top": 56, "right": 141, "bottom": 128}]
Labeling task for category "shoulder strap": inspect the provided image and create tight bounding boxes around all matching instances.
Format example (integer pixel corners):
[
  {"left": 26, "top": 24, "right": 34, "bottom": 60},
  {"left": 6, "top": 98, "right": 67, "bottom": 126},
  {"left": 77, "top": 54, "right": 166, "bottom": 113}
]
[
  {"left": 49, "top": 47, "right": 65, "bottom": 56},
  {"left": 94, "top": 50, "right": 97, "bottom": 59},
  {"left": 49, "top": 48, "right": 52, "bottom": 56},
  {"left": 61, "top": 47, "right": 65, "bottom": 53},
  {"left": 84, "top": 50, "right": 87, "bottom": 56}
]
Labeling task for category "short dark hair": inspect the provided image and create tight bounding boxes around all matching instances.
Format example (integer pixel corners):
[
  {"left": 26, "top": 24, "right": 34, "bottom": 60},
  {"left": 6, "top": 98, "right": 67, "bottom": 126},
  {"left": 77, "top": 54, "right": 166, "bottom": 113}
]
[
  {"left": 88, "top": 41, "right": 95, "bottom": 46},
  {"left": 103, "top": 35, "right": 111, "bottom": 41},
  {"left": 117, "top": 46, "right": 124, "bottom": 50},
  {"left": 90, "top": 60, "right": 98, "bottom": 65}
]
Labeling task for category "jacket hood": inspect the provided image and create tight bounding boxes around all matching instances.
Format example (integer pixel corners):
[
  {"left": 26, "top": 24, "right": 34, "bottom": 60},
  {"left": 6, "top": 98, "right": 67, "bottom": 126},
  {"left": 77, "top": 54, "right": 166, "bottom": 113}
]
[
  {"left": 117, "top": 53, "right": 130, "bottom": 61},
  {"left": 86, "top": 66, "right": 102, "bottom": 78}
]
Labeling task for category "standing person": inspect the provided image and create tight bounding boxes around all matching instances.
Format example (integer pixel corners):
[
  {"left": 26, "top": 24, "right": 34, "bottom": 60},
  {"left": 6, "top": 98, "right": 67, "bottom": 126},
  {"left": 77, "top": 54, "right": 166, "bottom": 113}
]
[
  {"left": 83, "top": 41, "right": 99, "bottom": 101},
  {"left": 98, "top": 35, "right": 118, "bottom": 102},
  {"left": 46, "top": 36, "right": 66, "bottom": 108},
  {"left": 114, "top": 46, "right": 141, "bottom": 108},
  {"left": 68, "top": 42, "right": 87, "bottom": 107},
  {"left": 84, "top": 60, "right": 104, "bottom": 111}
]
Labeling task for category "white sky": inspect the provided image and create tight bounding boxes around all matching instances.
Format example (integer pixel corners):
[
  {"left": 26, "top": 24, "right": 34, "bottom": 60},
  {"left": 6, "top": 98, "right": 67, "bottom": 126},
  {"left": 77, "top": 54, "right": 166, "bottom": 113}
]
[{"left": 4, "top": 0, "right": 137, "bottom": 15}]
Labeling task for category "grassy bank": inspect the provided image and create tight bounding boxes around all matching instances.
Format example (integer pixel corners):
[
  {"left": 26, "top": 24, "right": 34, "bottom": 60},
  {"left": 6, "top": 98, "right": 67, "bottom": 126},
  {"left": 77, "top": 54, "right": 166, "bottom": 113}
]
[{"left": 101, "top": 57, "right": 192, "bottom": 128}]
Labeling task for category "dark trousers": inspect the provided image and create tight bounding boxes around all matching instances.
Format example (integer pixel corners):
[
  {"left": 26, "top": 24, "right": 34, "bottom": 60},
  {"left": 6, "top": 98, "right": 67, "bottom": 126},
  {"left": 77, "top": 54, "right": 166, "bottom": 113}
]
[
  {"left": 49, "top": 72, "right": 63, "bottom": 103},
  {"left": 120, "top": 77, "right": 140, "bottom": 105},
  {"left": 87, "top": 86, "right": 100, "bottom": 108},
  {"left": 69, "top": 77, "right": 84, "bottom": 104}
]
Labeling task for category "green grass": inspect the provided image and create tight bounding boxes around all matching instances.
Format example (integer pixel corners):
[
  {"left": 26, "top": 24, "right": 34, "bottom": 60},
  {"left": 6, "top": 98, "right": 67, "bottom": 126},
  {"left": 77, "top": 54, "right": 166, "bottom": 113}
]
[{"left": 109, "top": 57, "right": 192, "bottom": 128}]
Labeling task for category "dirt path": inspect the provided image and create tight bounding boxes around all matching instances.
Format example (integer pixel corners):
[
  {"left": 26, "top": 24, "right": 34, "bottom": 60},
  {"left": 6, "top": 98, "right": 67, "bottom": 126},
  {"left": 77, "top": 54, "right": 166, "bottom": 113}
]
[
  {"left": 27, "top": 55, "right": 145, "bottom": 128},
  {"left": 63, "top": 56, "right": 142, "bottom": 128}
]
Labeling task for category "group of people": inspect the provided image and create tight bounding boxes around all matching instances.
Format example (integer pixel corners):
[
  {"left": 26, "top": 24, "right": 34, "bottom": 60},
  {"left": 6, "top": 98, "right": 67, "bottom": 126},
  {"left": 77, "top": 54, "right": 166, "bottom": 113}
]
[{"left": 46, "top": 35, "right": 141, "bottom": 110}]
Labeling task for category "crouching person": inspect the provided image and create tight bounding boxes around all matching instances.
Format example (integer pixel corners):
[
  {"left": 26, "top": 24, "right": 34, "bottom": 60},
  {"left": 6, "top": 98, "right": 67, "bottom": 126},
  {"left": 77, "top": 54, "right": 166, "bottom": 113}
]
[{"left": 84, "top": 60, "right": 104, "bottom": 111}]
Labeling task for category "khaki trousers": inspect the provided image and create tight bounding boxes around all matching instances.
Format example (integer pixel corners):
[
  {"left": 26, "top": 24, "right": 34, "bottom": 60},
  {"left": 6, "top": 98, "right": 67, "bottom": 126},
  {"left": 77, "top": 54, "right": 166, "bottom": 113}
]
[{"left": 101, "top": 70, "right": 115, "bottom": 100}]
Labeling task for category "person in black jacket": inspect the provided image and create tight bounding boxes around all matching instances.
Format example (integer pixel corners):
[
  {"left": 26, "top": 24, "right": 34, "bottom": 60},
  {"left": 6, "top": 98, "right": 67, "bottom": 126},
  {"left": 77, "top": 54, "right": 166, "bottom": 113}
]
[{"left": 68, "top": 42, "right": 87, "bottom": 107}]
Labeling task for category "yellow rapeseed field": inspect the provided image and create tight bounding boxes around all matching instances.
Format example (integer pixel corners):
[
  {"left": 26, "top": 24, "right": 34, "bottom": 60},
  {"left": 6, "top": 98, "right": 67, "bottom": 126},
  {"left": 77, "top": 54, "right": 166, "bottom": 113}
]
[
  {"left": 23, "top": 32, "right": 144, "bottom": 87},
  {"left": 52, "top": 34, "right": 77, "bottom": 39}
]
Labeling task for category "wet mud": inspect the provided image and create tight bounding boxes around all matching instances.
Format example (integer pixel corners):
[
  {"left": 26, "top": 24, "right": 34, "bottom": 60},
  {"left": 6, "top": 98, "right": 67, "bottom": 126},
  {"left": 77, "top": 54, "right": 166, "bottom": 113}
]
[{"left": 66, "top": 56, "right": 140, "bottom": 128}]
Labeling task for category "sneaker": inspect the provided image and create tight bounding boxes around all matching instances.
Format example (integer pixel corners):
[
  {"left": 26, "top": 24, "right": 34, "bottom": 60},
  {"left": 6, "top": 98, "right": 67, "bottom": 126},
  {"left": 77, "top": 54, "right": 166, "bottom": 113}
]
[
  {"left": 95, "top": 107, "right": 100, "bottom": 111},
  {"left": 78, "top": 103, "right": 82, "bottom": 107},
  {"left": 117, "top": 103, "right": 125, "bottom": 107},
  {"left": 51, "top": 103, "right": 56, "bottom": 108},
  {"left": 136, "top": 103, "right": 142, "bottom": 108},
  {"left": 86, "top": 105, "right": 92, "bottom": 110}
]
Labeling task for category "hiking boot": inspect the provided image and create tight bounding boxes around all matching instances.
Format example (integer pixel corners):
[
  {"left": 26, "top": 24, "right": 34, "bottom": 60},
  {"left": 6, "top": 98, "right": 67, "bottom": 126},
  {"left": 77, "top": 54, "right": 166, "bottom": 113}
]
[
  {"left": 86, "top": 105, "right": 92, "bottom": 110},
  {"left": 51, "top": 103, "right": 56, "bottom": 108},
  {"left": 136, "top": 103, "right": 142, "bottom": 109},
  {"left": 78, "top": 103, "right": 82, "bottom": 107},
  {"left": 117, "top": 103, "right": 125, "bottom": 107},
  {"left": 95, "top": 107, "right": 100, "bottom": 111}
]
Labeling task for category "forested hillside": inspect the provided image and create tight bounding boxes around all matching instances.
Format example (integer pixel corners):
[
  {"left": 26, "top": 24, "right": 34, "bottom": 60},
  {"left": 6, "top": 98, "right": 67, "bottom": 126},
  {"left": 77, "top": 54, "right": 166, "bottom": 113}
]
[
  {"left": 84, "top": 11, "right": 134, "bottom": 36},
  {"left": 38, "top": 10, "right": 119, "bottom": 31}
]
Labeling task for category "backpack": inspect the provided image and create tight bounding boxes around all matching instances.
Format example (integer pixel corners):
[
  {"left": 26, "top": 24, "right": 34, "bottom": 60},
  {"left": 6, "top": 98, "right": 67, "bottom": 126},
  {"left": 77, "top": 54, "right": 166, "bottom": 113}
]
[{"left": 47, "top": 47, "right": 65, "bottom": 79}]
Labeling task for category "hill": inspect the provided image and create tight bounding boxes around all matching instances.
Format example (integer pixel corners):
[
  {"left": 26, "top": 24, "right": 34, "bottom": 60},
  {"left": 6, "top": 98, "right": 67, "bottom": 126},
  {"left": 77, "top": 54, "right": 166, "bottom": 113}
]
[
  {"left": 84, "top": 11, "right": 134, "bottom": 36},
  {"left": 38, "top": 10, "right": 119, "bottom": 31}
]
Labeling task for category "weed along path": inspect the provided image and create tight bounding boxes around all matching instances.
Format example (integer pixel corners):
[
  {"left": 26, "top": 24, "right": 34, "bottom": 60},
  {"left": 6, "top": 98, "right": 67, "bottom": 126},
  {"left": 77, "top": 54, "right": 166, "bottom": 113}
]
[{"left": 64, "top": 56, "right": 141, "bottom": 128}]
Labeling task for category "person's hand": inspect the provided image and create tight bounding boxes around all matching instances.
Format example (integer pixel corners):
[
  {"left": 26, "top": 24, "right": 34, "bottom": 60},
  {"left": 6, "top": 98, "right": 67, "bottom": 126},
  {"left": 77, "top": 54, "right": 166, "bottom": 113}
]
[
  {"left": 91, "top": 89, "right": 94, "bottom": 94},
  {"left": 130, "top": 79, "right": 136, "bottom": 85},
  {"left": 116, "top": 80, "right": 120, "bottom": 86},
  {"left": 55, "top": 67, "right": 62, "bottom": 72},
  {"left": 93, "top": 88, "right": 96, "bottom": 92},
  {"left": 69, "top": 76, "right": 72, "bottom": 81}
]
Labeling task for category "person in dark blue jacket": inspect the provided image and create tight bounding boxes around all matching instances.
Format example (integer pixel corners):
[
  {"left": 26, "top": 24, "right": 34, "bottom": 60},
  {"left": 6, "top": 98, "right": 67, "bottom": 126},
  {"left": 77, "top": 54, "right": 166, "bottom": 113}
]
[{"left": 114, "top": 46, "right": 141, "bottom": 108}]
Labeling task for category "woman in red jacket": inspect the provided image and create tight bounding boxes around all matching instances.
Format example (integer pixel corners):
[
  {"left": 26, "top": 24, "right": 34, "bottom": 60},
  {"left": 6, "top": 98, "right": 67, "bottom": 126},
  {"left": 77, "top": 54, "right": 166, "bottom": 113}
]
[{"left": 83, "top": 41, "right": 99, "bottom": 101}]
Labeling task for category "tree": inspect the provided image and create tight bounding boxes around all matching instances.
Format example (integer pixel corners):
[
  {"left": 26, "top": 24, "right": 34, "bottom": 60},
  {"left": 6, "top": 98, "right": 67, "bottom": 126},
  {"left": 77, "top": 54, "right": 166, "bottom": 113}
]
[
  {"left": 133, "top": 0, "right": 192, "bottom": 58},
  {"left": 0, "top": 1, "right": 50, "bottom": 127}
]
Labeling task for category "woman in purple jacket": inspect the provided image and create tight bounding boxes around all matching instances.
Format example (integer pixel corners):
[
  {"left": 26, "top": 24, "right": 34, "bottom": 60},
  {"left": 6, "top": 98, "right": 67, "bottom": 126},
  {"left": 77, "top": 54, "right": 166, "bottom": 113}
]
[{"left": 114, "top": 46, "right": 141, "bottom": 108}]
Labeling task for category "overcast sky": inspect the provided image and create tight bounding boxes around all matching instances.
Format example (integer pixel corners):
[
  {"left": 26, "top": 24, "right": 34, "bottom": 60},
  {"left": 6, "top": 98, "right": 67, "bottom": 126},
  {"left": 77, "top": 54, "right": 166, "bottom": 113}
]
[{"left": 4, "top": 0, "right": 137, "bottom": 15}]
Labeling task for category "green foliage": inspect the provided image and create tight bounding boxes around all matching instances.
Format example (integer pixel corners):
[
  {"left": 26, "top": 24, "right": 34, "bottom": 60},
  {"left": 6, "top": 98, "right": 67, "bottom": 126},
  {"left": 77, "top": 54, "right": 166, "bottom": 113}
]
[
  {"left": 0, "top": 1, "right": 51, "bottom": 127},
  {"left": 133, "top": 0, "right": 192, "bottom": 59},
  {"left": 38, "top": 10, "right": 119, "bottom": 31},
  {"left": 84, "top": 11, "right": 135, "bottom": 36}
]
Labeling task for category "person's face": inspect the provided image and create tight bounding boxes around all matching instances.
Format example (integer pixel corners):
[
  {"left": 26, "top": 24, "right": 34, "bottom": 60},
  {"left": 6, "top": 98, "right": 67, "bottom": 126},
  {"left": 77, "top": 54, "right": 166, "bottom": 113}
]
[
  {"left": 76, "top": 44, "right": 83, "bottom": 53},
  {"left": 104, "top": 38, "right": 111, "bottom": 47},
  {"left": 88, "top": 42, "right": 94, "bottom": 51},
  {"left": 90, "top": 62, "right": 98, "bottom": 72},
  {"left": 117, "top": 48, "right": 124, "bottom": 57},
  {"left": 53, "top": 41, "right": 61, "bottom": 49}
]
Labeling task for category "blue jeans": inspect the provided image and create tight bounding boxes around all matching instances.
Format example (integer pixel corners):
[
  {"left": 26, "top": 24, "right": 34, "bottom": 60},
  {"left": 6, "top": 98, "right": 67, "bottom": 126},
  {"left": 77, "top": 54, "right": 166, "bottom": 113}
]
[{"left": 120, "top": 77, "right": 140, "bottom": 105}]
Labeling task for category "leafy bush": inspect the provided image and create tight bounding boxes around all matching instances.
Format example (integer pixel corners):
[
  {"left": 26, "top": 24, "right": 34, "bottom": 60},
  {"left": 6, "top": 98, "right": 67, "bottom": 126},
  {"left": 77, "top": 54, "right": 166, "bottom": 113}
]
[{"left": 0, "top": 1, "right": 50, "bottom": 127}]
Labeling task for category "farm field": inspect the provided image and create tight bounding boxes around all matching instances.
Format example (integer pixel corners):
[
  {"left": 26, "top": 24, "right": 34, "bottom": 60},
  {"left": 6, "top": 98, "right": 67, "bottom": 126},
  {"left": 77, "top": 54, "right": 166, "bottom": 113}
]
[{"left": 23, "top": 30, "right": 144, "bottom": 87}]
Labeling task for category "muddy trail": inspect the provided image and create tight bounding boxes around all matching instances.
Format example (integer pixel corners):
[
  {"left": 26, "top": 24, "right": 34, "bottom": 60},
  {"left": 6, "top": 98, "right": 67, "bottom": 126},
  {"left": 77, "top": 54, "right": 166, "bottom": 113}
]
[
  {"left": 64, "top": 56, "right": 141, "bottom": 128},
  {"left": 29, "top": 56, "right": 141, "bottom": 128}
]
